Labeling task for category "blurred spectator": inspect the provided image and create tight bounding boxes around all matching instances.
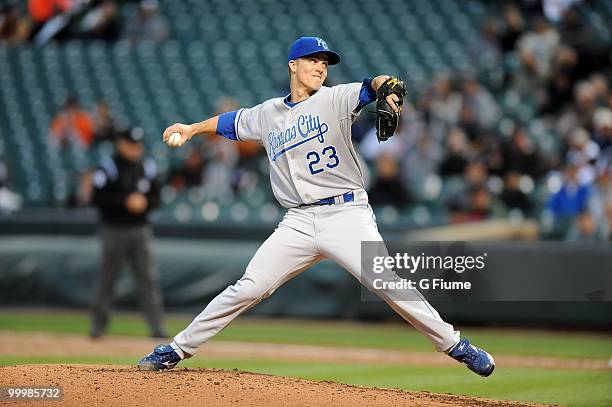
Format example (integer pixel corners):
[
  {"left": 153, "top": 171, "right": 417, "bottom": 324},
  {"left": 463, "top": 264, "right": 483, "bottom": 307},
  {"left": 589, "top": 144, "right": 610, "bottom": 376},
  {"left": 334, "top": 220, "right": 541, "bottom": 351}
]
[
  {"left": 590, "top": 73, "right": 609, "bottom": 108},
  {"left": 360, "top": 116, "right": 416, "bottom": 163},
  {"left": 368, "top": 153, "right": 412, "bottom": 208},
  {"left": 439, "top": 128, "right": 470, "bottom": 177},
  {"left": 49, "top": 95, "right": 95, "bottom": 149},
  {"left": 546, "top": 163, "right": 591, "bottom": 220},
  {"left": 559, "top": 7, "right": 609, "bottom": 78},
  {"left": 471, "top": 19, "right": 501, "bottom": 67},
  {"left": 428, "top": 74, "right": 463, "bottom": 134},
  {"left": 447, "top": 161, "right": 496, "bottom": 223},
  {"left": 558, "top": 81, "right": 598, "bottom": 135},
  {"left": 169, "top": 146, "right": 205, "bottom": 191},
  {"left": 0, "top": 158, "right": 22, "bottom": 212},
  {"left": 80, "top": 0, "right": 121, "bottom": 41},
  {"left": 93, "top": 101, "right": 118, "bottom": 144},
  {"left": 457, "top": 103, "right": 482, "bottom": 142},
  {"left": 0, "top": 4, "right": 30, "bottom": 43},
  {"left": 90, "top": 127, "right": 166, "bottom": 339},
  {"left": 28, "top": 0, "right": 77, "bottom": 43},
  {"left": 468, "top": 186, "right": 495, "bottom": 221},
  {"left": 606, "top": 203, "right": 612, "bottom": 241},
  {"left": 464, "top": 160, "right": 488, "bottom": 188},
  {"left": 197, "top": 97, "right": 242, "bottom": 198},
  {"left": 566, "top": 127, "right": 600, "bottom": 185},
  {"left": 450, "top": 185, "right": 497, "bottom": 224},
  {"left": 28, "top": 0, "right": 73, "bottom": 25},
  {"left": 540, "top": 46, "right": 577, "bottom": 115},
  {"left": 559, "top": 7, "right": 593, "bottom": 50},
  {"left": 203, "top": 137, "right": 239, "bottom": 199},
  {"left": 0, "top": 182, "right": 22, "bottom": 212},
  {"left": 566, "top": 211, "right": 602, "bottom": 241},
  {"left": 123, "top": 0, "right": 168, "bottom": 44},
  {"left": 503, "top": 127, "right": 544, "bottom": 178},
  {"left": 500, "top": 171, "right": 532, "bottom": 214},
  {"left": 402, "top": 131, "right": 443, "bottom": 187},
  {"left": 461, "top": 77, "right": 500, "bottom": 131},
  {"left": 217, "top": 97, "right": 261, "bottom": 164},
  {"left": 67, "top": 170, "right": 94, "bottom": 208},
  {"left": 592, "top": 108, "right": 612, "bottom": 150},
  {"left": 509, "top": 48, "right": 548, "bottom": 103},
  {"left": 516, "top": 17, "right": 559, "bottom": 80},
  {"left": 483, "top": 140, "right": 505, "bottom": 177},
  {"left": 543, "top": 0, "right": 581, "bottom": 22},
  {"left": 498, "top": 4, "right": 525, "bottom": 53},
  {"left": 588, "top": 162, "right": 611, "bottom": 235}
]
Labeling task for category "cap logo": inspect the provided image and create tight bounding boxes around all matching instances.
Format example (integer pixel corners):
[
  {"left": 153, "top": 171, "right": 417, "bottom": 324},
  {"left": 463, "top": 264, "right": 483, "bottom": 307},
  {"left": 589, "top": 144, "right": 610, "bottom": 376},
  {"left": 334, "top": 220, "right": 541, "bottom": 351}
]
[
  {"left": 316, "top": 38, "right": 328, "bottom": 49},
  {"left": 288, "top": 37, "right": 339, "bottom": 65}
]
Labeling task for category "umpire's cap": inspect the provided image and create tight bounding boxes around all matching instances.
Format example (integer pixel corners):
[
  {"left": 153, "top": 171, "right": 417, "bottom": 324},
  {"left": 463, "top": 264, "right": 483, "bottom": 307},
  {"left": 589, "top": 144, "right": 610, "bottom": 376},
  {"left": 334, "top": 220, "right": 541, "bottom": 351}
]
[
  {"left": 119, "top": 127, "right": 145, "bottom": 143},
  {"left": 288, "top": 37, "right": 341, "bottom": 65}
]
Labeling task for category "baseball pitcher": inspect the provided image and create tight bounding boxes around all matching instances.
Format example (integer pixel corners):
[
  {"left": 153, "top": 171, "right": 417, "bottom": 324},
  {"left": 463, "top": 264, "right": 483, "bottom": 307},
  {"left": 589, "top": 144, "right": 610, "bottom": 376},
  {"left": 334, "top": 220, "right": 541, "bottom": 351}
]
[{"left": 139, "top": 37, "right": 495, "bottom": 377}]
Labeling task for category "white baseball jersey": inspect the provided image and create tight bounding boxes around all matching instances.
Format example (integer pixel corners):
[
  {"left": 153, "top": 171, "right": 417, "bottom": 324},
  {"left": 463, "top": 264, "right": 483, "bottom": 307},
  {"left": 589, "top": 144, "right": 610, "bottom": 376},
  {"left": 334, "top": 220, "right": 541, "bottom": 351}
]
[{"left": 234, "top": 84, "right": 367, "bottom": 208}]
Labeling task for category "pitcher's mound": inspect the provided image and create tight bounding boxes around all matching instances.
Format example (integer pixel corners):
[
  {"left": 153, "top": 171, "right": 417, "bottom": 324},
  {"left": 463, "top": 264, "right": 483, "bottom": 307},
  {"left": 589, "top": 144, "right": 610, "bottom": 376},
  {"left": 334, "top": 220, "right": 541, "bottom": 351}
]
[{"left": 0, "top": 364, "right": 543, "bottom": 406}]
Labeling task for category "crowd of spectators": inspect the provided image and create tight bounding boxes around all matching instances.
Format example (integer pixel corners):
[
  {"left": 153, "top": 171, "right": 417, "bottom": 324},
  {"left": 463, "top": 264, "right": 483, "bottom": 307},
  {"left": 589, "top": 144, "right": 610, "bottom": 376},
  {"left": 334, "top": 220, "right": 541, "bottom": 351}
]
[
  {"left": 0, "top": 0, "right": 168, "bottom": 45},
  {"left": 168, "top": 98, "right": 263, "bottom": 201},
  {"left": 156, "top": 0, "right": 610, "bottom": 240},
  {"left": 353, "top": 2, "right": 610, "bottom": 240},
  {"left": 3, "top": 1, "right": 611, "bottom": 241}
]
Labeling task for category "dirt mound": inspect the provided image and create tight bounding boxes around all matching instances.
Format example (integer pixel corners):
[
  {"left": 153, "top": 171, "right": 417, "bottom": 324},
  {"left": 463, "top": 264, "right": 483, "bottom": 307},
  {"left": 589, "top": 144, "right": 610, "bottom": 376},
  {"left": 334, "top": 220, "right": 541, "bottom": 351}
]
[{"left": 1, "top": 364, "right": 546, "bottom": 407}]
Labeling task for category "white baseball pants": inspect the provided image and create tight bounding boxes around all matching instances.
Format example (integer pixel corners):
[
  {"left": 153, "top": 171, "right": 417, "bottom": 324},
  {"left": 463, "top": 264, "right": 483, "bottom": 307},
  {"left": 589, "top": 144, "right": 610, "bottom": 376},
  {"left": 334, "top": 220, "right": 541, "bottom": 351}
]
[{"left": 173, "top": 190, "right": 459, "bottom": 356}]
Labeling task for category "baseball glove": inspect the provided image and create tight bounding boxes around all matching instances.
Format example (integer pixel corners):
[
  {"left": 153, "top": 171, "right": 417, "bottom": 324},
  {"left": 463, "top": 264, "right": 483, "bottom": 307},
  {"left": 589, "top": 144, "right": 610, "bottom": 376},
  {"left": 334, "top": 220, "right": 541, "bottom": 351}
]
[{"left": 376, "top": 77, "right": 406, "bottom": 142}]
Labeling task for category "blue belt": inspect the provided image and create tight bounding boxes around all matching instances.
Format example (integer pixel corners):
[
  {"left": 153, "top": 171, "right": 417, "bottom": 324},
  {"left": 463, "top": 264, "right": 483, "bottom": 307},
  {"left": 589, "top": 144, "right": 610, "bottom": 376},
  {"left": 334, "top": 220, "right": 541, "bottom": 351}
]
[{"left": 301, "top": 191, "right": 354, "bottom": 207}]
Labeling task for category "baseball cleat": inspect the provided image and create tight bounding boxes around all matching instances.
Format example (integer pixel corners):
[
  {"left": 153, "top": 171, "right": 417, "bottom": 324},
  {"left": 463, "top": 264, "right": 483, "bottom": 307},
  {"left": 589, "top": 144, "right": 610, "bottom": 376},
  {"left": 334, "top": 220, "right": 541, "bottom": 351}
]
[
  {"left": 138, "top": 344, "right": 182, "bottom": 371},
  {"left": 448, "top": 338, "right": 495, "bottom": 377}
]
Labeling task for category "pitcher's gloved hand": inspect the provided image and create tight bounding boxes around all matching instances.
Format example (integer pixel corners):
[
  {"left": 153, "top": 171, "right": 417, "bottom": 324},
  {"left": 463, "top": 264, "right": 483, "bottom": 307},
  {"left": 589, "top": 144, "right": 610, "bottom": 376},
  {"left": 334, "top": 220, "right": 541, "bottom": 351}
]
[{"left": 376, "top": 77, "right": 406, "bottom": 142}]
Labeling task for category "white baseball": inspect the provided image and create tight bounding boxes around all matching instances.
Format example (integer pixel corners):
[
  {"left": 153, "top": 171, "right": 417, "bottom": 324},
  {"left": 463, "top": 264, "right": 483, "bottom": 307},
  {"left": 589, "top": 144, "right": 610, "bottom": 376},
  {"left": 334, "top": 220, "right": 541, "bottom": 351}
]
[{"left": 168, "top": 132, "right": 182, "bottom": 147}]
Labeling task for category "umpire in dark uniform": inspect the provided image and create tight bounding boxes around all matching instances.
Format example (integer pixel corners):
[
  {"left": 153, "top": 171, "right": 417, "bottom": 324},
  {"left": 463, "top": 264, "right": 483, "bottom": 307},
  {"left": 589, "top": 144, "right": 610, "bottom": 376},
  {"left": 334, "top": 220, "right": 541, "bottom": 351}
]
[{"left": 90, "top": 127, "right": 166, "bottom": 338}]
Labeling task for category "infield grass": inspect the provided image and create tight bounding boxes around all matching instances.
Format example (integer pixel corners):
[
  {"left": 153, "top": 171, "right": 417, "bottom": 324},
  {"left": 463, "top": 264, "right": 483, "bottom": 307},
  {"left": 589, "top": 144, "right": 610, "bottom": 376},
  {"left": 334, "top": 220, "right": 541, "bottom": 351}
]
[{"left": 0, "top": 310, "right": 611, "bottom": 360}]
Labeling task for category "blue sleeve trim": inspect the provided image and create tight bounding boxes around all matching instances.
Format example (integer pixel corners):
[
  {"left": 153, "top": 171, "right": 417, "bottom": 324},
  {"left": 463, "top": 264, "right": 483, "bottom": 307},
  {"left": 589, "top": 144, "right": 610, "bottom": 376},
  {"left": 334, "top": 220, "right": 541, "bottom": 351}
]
[
  {"left": 216, "top": 111, "right": 238, "bottom": 141},
  {"left": 356, "top": 77, "right": 376, "bottom": 113}
]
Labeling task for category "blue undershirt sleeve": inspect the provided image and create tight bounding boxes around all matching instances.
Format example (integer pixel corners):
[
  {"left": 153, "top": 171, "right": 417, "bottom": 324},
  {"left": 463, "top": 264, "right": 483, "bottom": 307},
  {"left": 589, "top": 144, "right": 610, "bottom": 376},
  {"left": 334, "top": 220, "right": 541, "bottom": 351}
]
[
  {"left": 216, "top": 110, "right": 239, "bottom": 140},
  {"left": 356, "top": 77, "right": 376, "bottom": 113}
]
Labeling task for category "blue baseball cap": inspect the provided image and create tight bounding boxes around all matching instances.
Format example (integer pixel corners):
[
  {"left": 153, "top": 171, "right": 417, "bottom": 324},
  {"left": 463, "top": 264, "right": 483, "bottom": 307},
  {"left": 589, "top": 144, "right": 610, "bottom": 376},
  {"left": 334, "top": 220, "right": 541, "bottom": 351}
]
[{"left": 288, "top": 37, "right": 341, "bottom": 65}]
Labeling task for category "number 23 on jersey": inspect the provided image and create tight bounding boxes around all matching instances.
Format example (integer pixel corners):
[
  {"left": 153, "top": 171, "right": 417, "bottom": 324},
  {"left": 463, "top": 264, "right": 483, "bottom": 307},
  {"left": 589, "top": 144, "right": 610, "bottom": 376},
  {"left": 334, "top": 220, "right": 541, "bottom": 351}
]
[{"left": 307, "top": 146, "right": 340, "bottom": 175}]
